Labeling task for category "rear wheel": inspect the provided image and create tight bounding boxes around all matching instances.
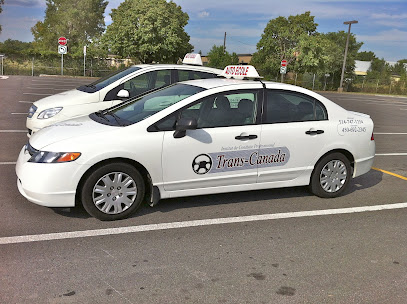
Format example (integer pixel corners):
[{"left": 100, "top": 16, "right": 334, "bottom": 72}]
[
  {"left": 81, "top": 163, "right": 145, "bottom": 221},
  {"left": 310, "top": 153, "right": 351, "bottom": 198}
]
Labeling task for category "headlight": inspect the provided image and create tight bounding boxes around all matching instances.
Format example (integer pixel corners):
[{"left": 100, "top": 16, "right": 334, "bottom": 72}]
[
  {"left": 37, "top": 107, "right": 63, "bottom": 119},
  {"left": 27, "top": 105, "right": 38, "bottom": 118},
  {"left": 28, "top": 151, "right": 81, "bottom": 163}
]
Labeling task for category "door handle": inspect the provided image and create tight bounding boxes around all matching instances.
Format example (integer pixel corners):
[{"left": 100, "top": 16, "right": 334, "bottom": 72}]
[
  {"left": 235, "top": 134, "right": 258, "bottom": 140},
  {"left": 305, "top": 129, "right": 324, "bottom": 135}
]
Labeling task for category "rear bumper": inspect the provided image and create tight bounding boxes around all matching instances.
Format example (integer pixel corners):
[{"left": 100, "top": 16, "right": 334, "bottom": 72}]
[{"left": 353, "top": 140, "right": 375, "bottom": 177}]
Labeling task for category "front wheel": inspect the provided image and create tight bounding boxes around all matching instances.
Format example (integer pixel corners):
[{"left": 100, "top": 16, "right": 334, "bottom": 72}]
[
  {"left": 81, "top": 163, "right": 145, "bottom": 221},
  {"left": 310, "top": 153, "right": 351, "bottom": 198}
]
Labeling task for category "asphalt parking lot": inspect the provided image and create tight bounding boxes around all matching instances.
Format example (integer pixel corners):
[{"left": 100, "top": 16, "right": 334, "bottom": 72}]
[{"left": 1, "top": 75, "right": 406, "bottom": 303}]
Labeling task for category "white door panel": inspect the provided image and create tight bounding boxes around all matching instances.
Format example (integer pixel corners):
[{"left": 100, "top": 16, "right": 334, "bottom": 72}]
[
  {"left": 162, "top": 126, "right": 261, "bottom": 191},
  {"left": 258, "top": 121, "right": 329, "bottom": 182}
]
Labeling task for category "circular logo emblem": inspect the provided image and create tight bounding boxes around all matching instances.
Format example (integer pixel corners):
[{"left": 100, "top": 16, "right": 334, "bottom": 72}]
[{"left": 192, "top": 154, "right": 212, "bottom": 175}]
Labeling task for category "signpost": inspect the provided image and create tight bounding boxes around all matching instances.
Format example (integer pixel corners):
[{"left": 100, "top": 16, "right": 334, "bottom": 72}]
[
  {"left": 280, "top": 59, "right": 287, "bottom": 82},
  {"left": 58, "top": 37, "right": 67, "bottom": 75},
  {"left": 83, "top": 46, "right": 87, "bottom": 77}
]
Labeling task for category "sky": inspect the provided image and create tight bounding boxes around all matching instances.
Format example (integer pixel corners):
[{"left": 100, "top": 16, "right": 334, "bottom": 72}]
[{"left": 0, "top": 0, "right": 406, "bottom": 62}]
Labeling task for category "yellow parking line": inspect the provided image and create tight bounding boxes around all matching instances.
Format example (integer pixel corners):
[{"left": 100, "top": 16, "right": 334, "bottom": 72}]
[{"left": 372, "top": 167, "right": 407, "bottom": 181}]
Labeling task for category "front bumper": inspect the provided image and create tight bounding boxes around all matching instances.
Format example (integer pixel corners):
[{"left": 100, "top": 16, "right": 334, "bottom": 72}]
[
  {"left": 15, "top": 146, "right": 90, "bottom": 208},
  {"left": 26, "top": 116, "right": 59, "bottom": 137}
]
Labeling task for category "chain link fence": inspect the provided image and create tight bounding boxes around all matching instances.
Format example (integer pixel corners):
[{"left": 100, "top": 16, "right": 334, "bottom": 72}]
[
  {"left": 273, "top": 72, "right": 407, "bottom": 95},
  {"left": 0, "top": 54, "right": 132, "bottom": 78},
  {"left": 1, "top": 55, "right": 406, "bottom": 95}
]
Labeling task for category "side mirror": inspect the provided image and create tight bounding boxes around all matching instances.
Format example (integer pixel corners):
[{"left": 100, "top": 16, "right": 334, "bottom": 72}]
[
  {"left": 117, "top": 89, "right": 130, "bottom": 99},
  {"left": 173, "top": 117, "right": 197, "bottom": 138}
]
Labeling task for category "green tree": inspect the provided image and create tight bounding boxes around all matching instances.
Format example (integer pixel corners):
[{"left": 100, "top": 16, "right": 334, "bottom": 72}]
[
  {"left": 296, "top": 34, "right": 340, "bottom": 74},
  {"left": 322, "top": 31, "right": 363, "bottom": 86},
  {"left": 251, "top": 11, "right": 318, "bottom": 79},
  {"left": 356, "top": 51, "right": 376, "bottom": 61},
  {"left": 206, "top": 45, "right": 239, "bottom": 69},
  {"left": 0, "top": 39, "right": 34, "bottom": 54},
  {"left": 366, "top": 57, "right": 391, "bottom": 83},
  {"left": 31, "top": 0, "right": 108, "bottom": 56},
  {"left": 102, "top": 0, "right": 192, "bottom": 63},
  {"left": 0, "top": 0, "right": 4, "bottom": 33}
]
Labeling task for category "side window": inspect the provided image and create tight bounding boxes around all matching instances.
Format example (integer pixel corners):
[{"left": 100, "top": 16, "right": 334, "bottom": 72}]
[
  {"left": 178, "top": 70, "right": 217, "bottom": 82},
  {"left": 184, "top": 91, "right": 258, "bottom": 129},
  {"left": 155, "top": 70, "right": 172, "bottom": 88},
  {"left": 123, "top": 71, "right": 155, "bottom": 98},
  {"left": 155, "top": 90, "right": 259, "bottom": 131},
  {"left": 122, "top": 70, "right": 171, "bottom": 98},
  {"left": 265, "top": 90, "right": 327, "bottom": 124}
]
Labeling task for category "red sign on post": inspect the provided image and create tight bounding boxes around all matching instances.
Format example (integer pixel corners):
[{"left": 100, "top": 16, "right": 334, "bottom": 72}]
[
  {"left": 281, "top": 60, "right": 287, "bottom": 67},
  {"left": 58, "top": 37, "right": 67, "bottom": 46}
]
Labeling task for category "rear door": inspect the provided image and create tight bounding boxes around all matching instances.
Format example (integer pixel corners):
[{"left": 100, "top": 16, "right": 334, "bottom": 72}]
[{"left": 257, "top": 89, "right": 329, "bottom": 183}]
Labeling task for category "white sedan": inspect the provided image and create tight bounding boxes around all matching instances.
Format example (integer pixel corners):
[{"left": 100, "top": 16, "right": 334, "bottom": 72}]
[
  {"left": 26, "top": 54, "right": 221, "bottom": 136},
  {"left": 16, "top": 66, "right": 375, "bottom": 221}
]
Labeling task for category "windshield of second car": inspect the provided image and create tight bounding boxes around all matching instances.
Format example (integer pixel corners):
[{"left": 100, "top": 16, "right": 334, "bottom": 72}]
[
  {"left": 111, "top": 84, "right": 205, "bottom": 125},
  {"left": 77, "top": 66, "right": 142, "bottom": 93}
]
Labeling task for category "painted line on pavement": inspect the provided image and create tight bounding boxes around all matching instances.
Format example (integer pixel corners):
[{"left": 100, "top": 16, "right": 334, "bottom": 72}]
[
  {"left": 18, "top": 101, "right": 34, "bottom": 104},
  {"left": 0, "top": 130, "right": 26, "bottom": 133},
  {"left": 374, "top": 133, "right": 407, "bottom": 135},
  {"left": 23, "top": 93, "right": 53, "bottom": 96},
  {"left": 1, "top": 202, "right": 407, "bottom": 245},
  {"left": 11, "top": 113, "right": 27, "bottom": 115},
  {"left": 0, "top": 162, "right": 16, "bottom": 165},
  {"left": 375, "top": 153, "right": 407, "bottom": 156},
  {"left": 372, "top": 167, "right": 407, "bottom": 181}
]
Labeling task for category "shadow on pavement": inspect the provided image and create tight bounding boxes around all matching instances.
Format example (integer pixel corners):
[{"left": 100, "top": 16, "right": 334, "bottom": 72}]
[{"left": 52, "top": 169, "right": 383, "bottom": 220}]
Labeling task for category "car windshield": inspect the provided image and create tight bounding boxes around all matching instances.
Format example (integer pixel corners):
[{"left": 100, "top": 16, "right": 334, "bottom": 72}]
[
  {"left": 111, "top": 84, "right": 205, "bottom": 125},
  {"left": 77, "top": 66, "right": 141, "bottom": 93}
]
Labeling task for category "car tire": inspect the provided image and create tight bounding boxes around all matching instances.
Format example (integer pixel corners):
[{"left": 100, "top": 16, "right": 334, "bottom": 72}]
[
  {"left": 81, "top": 162, "right": 145, "bottom": 221},
  {"left": 310, "top": 152, "right": 351, "bottom": 198}
]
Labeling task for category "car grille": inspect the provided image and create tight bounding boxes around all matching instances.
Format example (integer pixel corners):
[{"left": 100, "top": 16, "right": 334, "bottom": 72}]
[
  {"left": 26, "top": 143, "right": 39, "bottom": 156},
  {"left": 27, "top": 105, "right": 37, "bottom": 118}
]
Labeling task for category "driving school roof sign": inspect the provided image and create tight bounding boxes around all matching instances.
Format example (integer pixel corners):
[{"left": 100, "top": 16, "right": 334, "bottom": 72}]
[{"left": 220, "top": 65, "right": 262, "bottom": 79}]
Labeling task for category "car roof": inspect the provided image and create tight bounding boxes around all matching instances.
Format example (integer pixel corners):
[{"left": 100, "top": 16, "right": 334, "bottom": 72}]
[
  {"left": 131, "top": 64, "right": 222, "bottom": 74},
  {"left": 179, "top": 78, "right": 303, "bottom": 91}
]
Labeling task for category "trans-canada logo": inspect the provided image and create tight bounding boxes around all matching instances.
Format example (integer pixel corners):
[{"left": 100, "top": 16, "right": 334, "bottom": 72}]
[
  {"left": 192, "top": 154, "right": 213, "bottom": 175},
  {"left": 192, "top": 147, "right": 290, "bottom": 175}
]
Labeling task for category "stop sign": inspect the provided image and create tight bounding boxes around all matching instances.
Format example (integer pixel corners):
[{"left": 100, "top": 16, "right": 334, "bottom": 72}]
[
  {"left": 58, "top": 37, "right": 67, "bottom": 46},
  {"left": 281, "top": 60, "right": 287, "bottom": 67}
]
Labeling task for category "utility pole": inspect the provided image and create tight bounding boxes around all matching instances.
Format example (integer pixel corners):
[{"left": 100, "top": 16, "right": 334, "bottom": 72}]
[
  {"left": 338, "top": 20, "right": 358, "bottom": 92},
  {"left": 223, "top": 32, "right": 227, "bottom": 54}
]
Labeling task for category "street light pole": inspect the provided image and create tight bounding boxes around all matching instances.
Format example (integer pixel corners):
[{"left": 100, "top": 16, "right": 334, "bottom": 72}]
[{"left": 338, "top": 20, "right": 358, "bottom": 93}]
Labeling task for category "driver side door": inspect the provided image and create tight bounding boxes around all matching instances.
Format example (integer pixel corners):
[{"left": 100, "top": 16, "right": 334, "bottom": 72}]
[{"left": 159, "top": 88, "right": 262, "bottom": 193}]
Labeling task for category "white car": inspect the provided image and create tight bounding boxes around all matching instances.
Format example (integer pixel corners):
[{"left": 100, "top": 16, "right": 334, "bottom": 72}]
[
  {"left": 26, "top": 54, "right": 221, "bottom": 136},
  {"left": 16, "top": 66, "right": 375, "bottom": 221}
]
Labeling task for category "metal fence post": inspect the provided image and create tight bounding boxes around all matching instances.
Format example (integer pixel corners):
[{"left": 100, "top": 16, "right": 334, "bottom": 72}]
[
  {"left": 32, "top": 57, "right": 34, "bottom": 76},
  {"left": 312, "top": 74, "right": 316, "bottom": 90},
  {"left": 1, "top": 55, "right": 3, "bottom": 75}
]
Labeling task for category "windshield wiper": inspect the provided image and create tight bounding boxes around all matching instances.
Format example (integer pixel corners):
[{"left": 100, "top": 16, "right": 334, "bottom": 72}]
[
  {"left": 94, "top": 110, "right": 109, "bottom": 121},
  {"left": 105, "top": 110, "right": 127, "bottom": 126},
  {"left": 85, "top": 84, "right": 96, "bottom": 88}
]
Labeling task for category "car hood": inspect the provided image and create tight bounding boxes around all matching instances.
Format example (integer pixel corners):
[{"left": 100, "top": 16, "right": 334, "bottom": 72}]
[
  {"left": 33, "top": 89, "right": 99, "bottom": 109},
  {"left": 29, "top": 115, "right": 113, "bottom": 150}
]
